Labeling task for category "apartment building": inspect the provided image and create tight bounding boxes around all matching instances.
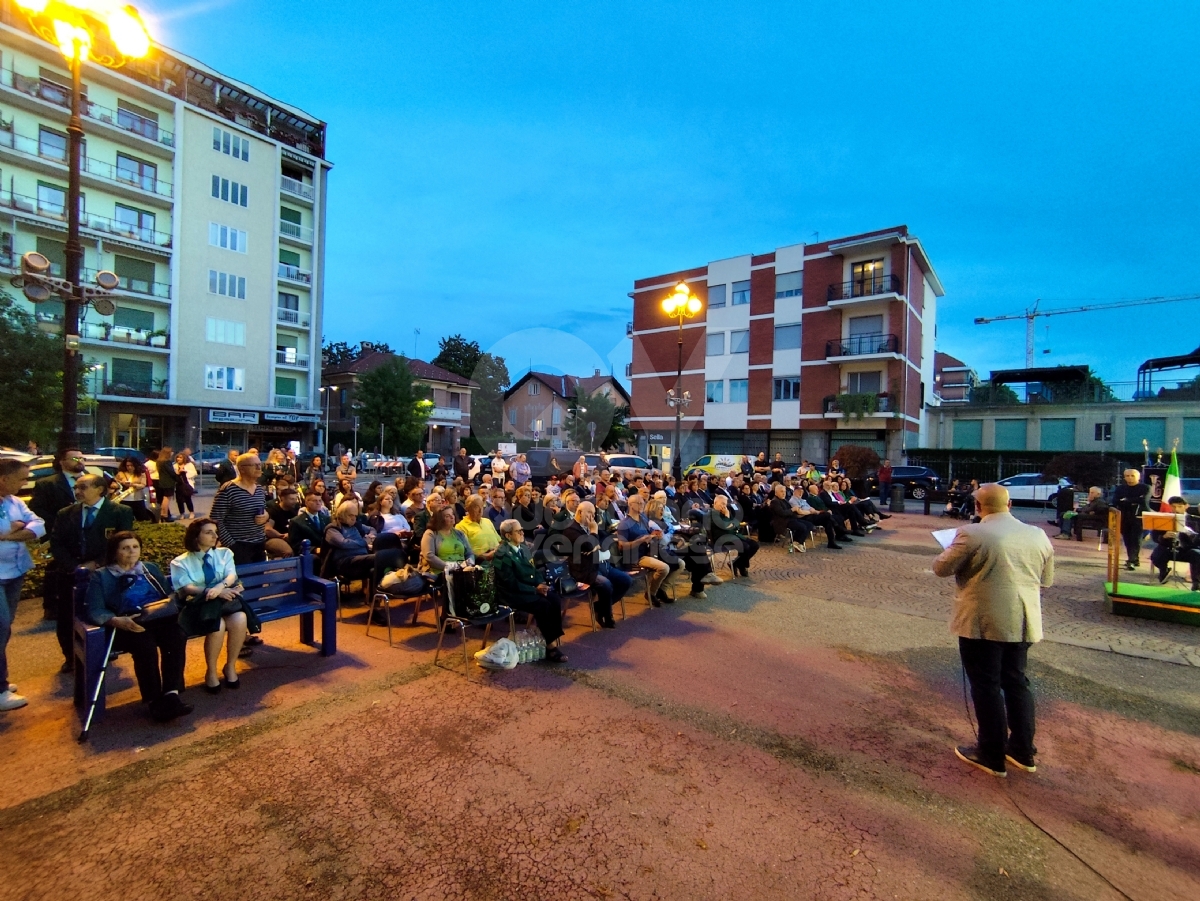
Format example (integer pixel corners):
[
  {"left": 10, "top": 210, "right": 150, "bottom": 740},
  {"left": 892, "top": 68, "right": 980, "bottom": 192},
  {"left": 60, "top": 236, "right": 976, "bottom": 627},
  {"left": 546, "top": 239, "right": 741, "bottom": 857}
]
[
  {"left": 934, "top": 351, "right": 979, "bottom": 403},
  {"left": 628, "top": 226, "right": 944, "bottom": 467},
  {"left": 0, "top": 1, "right": 329, "bottom": 453},
  {"left": 321, "top": 353, "right": 477, "bottom": 455},
  {"left": 503, "top": 369, "right": 631, "bottom": 446}
]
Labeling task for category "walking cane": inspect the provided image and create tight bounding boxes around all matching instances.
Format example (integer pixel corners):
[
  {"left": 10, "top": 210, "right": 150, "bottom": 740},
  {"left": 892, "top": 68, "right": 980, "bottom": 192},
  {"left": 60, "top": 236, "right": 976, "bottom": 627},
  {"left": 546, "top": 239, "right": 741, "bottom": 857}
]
[{"left": 78, "top": 626, "right": 118, "bottom": 743}]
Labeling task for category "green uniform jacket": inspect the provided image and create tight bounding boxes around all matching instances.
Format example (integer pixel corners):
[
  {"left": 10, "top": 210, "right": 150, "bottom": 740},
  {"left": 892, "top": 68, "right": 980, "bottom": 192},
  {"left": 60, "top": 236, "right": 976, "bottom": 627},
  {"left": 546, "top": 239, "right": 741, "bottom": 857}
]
[{"left": 492, "top": 541, "right": 545, "bottom": 604}]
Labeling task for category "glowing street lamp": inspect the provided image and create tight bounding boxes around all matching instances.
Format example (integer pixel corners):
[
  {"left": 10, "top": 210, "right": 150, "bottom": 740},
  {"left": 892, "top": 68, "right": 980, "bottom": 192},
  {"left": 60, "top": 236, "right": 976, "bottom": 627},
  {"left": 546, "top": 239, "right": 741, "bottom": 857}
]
[
  {"left": 10, "top": 0, "right": 152, "bottom": 452},
  {"left": 660, "top": 281, "right": 703, "bottom": 483}
]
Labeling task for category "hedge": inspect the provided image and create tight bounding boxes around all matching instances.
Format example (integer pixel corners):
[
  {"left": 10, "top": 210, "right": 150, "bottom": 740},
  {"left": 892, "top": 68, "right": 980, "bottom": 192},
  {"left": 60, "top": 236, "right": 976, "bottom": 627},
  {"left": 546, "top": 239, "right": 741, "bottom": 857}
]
[{"left": 20, "top": 522, "right": 188, "bottom": 600}]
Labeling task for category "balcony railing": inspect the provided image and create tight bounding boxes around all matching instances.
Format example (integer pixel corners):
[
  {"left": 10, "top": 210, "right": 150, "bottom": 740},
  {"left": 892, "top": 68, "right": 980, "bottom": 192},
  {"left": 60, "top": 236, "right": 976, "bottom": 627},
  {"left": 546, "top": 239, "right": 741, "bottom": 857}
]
[
  {"left": 273, "top": 394, "right": 310, "bottom": 410},
  {"left": 0, "top": 127, "right": 173, "bottom": 196},
  {"left": 967, "top": 380, "right": 1200, "bottom": 406},
  {"left": 81, "top": 268, "right": 171, "bottom": 299},
  {"left": 827, "top": 273, "right": 903, "bottom": 303},
  {"left": 280, "top": 176, "right": 315, "bottom": 200},
  {"left": 0, "top": 190, "right": 172, "bottom": 248},
  {"left": 276, "top": 350, "right": 310, "bottom": 367},
  {"left": 101, "top": 381, "right": 168, "bottom": 399},
  {"left": 278, "top": 263, "right": 312, "bottom": 284},
  {"left": 825, "top": 333, "right": 900, "bottom": 358},
  {"left": 0, "top": 70, "right": 175, "bottom": 148},
  {"left": 428, "top": 405, "right": 463, "bottom": 422},
  {"left": 823, "top": 393, "right": 894, "bottom": 415},
  {"left": 279, "top": 219, "right": 313, "bottom": 243},
  {"left": 276, "top": 307, "right": 310, "bottom": 327},
  {"left": 82, "top": 322, "right": 170, "bottom": 348}
]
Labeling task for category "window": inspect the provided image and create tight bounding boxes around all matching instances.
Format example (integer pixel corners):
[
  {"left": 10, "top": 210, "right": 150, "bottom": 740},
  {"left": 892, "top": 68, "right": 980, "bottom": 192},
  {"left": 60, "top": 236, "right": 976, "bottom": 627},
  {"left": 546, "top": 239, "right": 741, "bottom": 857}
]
[
  {"left": 552, "top": 407, "right": 561, "bottom": 425},
  {"left": 731, "top": 280, "right": 750, "bottom": 305},
  {"left": 110, "top": 358, "right": 152, "bottom": 391},
  {"left": 1040, "top": 419, "right": 1076, "bottom": 452},
  {"left": 1094, "top": 423, "right": 1112, "bottom": 442},
  {"left": 277, "top": 342, "right": 300, "bottom": 363},
  {"left": 528, "top": 381, "right": 540, "bottom": 395},
  {"left": 706, "top": 332, "right": 725, "bottom": 356},
  {"left": 37, "top": 126, "right": 67, "bottom": 161},
  {"left": 115, "top": 204, "right": 154, "bottom": 240},
  {"left": 36, "top": 181, "right": 66, "bottom": 216},
  {"left": 117, "top": 99, "right": 159, "bottom": 140},
  {"left": 211, "top": 176, "right": 248, "bottom": 207},
  {"left": 208, "top": 270, "right": 247, "bottom": 298},
  {"left": 113, "top": 307, "right": 154, "bottom": 331},
  {"left": 275, "top": 375, "right": 297, "bottom": 397},
  {"left": 846, "top": 371, "right": 882, "bottom": 394},
  {"left": 775, "top": 270, "right": 802, "bottom": 298},
  {"left": 773, "top": 377, "right": 800, "bottom": 400},
  {"left": 509, "top": 408, "right": 517, "bottom": 426},
  {"left": 206, "top": 318, "right": 246, "bottom": 346},
  {"left": 774, "top": 324, "right": 801, "bottom": 350},
  {"left": 449, "top": 392, "right": 461, "bottom": 410},
  {"left": 707, "top": 284, "right": 726, "bottom": 309},
  {"left": 729, "top": 329, "right": 750, "bottom": 353},
  {"left": 116, "top": 154, "right": 156, "bottom": 191},
  {"left": 209, "top": 222, "right": 248, "bottom": 252},
  {"left": 114, "top": 255, "right": 154, "bottom": 292},
  {"left": 1124, "top": 417, "right": 1166, "bottom": 454},
  {"left": 848, "top": 314, "right": 883, "bottom": 336},
  {"left": 851, "top": 259, "right": 886, "bottom": 296},
  {"left": 212, "top": 127, "right": 250, "bottom": 161},
  {"left": 35, "top": 237, "right": 66, "bottom": 274},
  {"left": 705, "top": 380, "right": 724, "bottom": 403},
  {"left": 994, "top": 419, "right": 1028, "bottom": 451},
  {"left": 205, "top": 365, "right": 244, "bottom": 392},
  {"left": 953, "top": 420, "right": 983, "bottom": 450},
  {"left": 728, "top": 379, "right": 748, "bottom": 403}
]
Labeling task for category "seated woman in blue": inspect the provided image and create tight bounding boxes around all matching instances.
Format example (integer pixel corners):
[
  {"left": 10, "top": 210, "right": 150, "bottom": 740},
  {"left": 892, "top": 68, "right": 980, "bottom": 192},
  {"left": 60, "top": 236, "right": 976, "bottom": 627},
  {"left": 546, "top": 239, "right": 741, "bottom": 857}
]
[
  {"left": 87, "top": 531, "right": 192, "bottom": 722},
  {"left": 171, "top": 517, "right": 259, "bottom": 693}
]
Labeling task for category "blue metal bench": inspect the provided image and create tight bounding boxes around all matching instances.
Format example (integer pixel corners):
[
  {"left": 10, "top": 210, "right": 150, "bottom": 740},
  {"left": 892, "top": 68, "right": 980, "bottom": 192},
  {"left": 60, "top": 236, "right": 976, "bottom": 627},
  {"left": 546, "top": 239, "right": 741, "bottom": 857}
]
[{"left": 73, "top": 548, "right": 337, "bottom": 722}]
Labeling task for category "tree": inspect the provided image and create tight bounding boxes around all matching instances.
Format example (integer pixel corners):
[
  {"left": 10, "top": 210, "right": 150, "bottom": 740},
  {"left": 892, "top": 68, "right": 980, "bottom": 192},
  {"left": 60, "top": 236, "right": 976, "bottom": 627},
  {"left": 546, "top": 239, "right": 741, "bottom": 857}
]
[
  {"left": 832, "top": 445, "right": 880, "bottom": 480},
  {"left": 0, "top": 291, "right": 70, "bottom": 449},
  {"left": 431, "top": 335, "right": 482, "bottom": 380},
  {"left": 470, "top": 353, "right": 510, "bottom": 436},
  {"left": 1043, "top": 453, "right": 1117, "bottom": 489},
  {"left": 321, "top": 339, "right": 393, "bottom": 368},
  {"left": 969, "top": 382, "right": 1020, "bottom": 405},
  {"left": 567, "top": 385, "right": 633, "bottom": 451},
  {"left": 353, "top": 356, "right": 431, "bottom": 455}
]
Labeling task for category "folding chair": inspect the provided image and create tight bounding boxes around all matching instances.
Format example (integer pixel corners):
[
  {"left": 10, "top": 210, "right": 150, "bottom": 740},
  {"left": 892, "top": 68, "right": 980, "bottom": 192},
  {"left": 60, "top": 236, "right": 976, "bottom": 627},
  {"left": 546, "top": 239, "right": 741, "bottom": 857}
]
[
  {"left": 433, "top": 569, "right": 515, "bottom": 681},
  {"left": 367, "top": 550, "right": 438, "bottom": 646}
]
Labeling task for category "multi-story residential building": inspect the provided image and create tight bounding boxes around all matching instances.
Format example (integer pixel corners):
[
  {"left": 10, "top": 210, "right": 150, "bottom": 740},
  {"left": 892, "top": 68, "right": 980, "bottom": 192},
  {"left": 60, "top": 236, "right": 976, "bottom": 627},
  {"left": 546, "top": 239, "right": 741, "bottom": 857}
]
[
  {"left": 0, "top": 1, "right": 329, "bottom": 453},
  {"left": 628, "top": 226, "right": 944, "bottom": 466},
  {"left": 502, "top": 369, "right": 631, "bottom": 447},
  {"left": 934, "top": 351, "right": 979, "bottom": 403},
  {"left": 321, "top": 353, "right": 477, "bottom": 455}
]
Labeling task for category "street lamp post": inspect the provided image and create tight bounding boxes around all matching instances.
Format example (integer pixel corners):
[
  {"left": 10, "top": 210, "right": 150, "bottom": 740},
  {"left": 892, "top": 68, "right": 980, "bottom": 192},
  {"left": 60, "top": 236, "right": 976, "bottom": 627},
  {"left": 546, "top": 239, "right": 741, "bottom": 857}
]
[
  {"left": 9, "top": 1, "right": 152, "bottom": 453},
  {"left": 661, "top": 281, "right": 703, "bottom": 484},
  {"left": 319, "top": 386, "right": 338, "bottom": 463}
]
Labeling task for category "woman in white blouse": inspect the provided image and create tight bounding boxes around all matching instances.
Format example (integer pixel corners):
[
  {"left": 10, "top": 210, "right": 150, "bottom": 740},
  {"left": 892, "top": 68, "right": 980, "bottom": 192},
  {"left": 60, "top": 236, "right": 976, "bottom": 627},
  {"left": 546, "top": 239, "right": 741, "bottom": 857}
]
[{"left": 170, "top": 518, "right": 260, "bottom": 692}]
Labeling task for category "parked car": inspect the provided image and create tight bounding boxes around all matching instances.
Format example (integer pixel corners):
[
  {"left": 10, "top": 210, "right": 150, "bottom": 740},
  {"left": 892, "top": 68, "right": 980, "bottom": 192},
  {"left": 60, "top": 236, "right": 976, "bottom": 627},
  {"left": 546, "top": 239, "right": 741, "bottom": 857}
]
[
  {"left": 197, "top": 449, "right": 233, "bottom": 474},
  {"left": 93, "top": 446, "right": 148, "bottom": 466},
  {"left": 602, "top": 453, "right": 656, "bottom": 481},
  {"left": 523, "top": 448, "right": 572, "bottom": 487},
  {"left": 871, "top": 465, "right": 941, "bottom": 500},
  {"left": 997, "top": 473, "right": 1073, "bottom": 506},
  {"left": 685, "top": 454, "right": 752, "bottom": 478},
  {"left": 582, "top": 453, "right": 607, "bottom": 474},
  {"left": 1179, "top": 477, "right": 1200, "bottom": 507},
  {"left": 8, "top": 454, "right": 120, "bottom": 505}
]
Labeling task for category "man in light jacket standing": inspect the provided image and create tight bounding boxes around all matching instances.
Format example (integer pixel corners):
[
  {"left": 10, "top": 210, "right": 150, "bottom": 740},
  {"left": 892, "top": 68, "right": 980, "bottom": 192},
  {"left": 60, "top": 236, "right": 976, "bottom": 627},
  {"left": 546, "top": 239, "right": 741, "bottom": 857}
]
[{"left": 933, "top": 483, "right": 1054, "bottom": 778}]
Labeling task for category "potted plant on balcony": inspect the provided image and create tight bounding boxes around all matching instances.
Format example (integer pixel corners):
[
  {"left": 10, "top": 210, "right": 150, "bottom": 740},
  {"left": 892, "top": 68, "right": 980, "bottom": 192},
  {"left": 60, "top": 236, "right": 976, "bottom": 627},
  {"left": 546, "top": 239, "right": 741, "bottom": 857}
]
[
  {"left": 152, "top": 378, "right": 168, "bottom": 398},
  {"left": 149, "top": 329, "right": 169, "bottom": 348},
  {"left": 835, "top": 392, "right": 879, "bottom": 421}
]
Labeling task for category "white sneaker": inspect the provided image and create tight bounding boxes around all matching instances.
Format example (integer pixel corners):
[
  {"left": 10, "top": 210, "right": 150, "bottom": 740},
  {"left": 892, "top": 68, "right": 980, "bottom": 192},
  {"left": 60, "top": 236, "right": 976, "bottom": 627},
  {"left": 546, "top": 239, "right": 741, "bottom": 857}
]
[
  {"left": 0, "top": 689, "right": 28, "bottom": 711},
  {"left": 701, "top": 572, "right": 722, "bottom": 586}
]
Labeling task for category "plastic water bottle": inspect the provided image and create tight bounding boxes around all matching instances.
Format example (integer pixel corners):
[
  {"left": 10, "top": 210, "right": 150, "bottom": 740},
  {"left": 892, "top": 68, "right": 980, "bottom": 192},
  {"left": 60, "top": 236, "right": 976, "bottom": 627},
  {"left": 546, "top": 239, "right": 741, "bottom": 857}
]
[
  {"left": 518, "top": 632, "right": 530, "bottom": 664},
  {"left": 536, "top": 635, "right": 546, "bottom": 661}
]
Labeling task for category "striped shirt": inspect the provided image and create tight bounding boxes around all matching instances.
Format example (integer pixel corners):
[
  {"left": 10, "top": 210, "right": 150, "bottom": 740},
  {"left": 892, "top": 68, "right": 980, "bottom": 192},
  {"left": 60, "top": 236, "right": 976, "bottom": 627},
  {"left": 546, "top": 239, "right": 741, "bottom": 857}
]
[{"left": 211, "top": 481, "right": 267, "bottom": 547}]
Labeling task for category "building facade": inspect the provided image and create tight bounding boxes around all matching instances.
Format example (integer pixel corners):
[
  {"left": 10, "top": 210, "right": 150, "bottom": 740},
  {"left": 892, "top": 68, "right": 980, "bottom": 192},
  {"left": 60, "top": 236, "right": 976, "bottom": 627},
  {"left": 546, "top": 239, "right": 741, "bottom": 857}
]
[
  {"left": 628, "top": 226, "right": 944, "bottom": 467},
  {"left": 933, "top": 351, "right": 979, "bottom": 403},
  {"left": 321, "top": 353, "right": 476, "bottom": 455},
  {"left": 502, "top": 369, "right": 631, "bottom": 447},
  {"left": 0, "top": 1, "right": 330, "bottom": 453}
]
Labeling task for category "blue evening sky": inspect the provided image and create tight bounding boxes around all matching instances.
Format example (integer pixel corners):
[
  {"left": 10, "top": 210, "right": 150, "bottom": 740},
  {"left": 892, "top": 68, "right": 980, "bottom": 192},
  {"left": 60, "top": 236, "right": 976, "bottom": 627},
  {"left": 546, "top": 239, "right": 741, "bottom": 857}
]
[{"left": 147, "top": 0, "right": 1200, "bottom": 388}]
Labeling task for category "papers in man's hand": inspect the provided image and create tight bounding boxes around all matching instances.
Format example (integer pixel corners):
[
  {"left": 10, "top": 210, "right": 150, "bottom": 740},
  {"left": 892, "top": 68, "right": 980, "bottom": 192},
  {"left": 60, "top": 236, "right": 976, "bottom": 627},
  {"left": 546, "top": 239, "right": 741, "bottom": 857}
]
[{"left": 931, "top": 528, "right": 958, "bottom": 551}]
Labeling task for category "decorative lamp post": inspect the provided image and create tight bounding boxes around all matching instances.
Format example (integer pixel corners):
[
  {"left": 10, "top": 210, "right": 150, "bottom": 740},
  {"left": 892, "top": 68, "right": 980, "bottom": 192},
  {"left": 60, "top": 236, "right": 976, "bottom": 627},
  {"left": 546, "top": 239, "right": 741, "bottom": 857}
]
[
  {"left": 660, "top": 281, "right": 703, "bottom": 483},
  {"left": 8, "top": 0, "right": 152, "bottom": 453},
  {"left": 319, "top": 385, "right": 339, "bottom": 463}
]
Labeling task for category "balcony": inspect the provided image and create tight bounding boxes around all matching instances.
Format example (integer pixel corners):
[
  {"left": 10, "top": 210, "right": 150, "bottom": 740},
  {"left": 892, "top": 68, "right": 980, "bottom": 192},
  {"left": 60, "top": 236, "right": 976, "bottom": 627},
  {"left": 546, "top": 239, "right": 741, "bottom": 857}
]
[
  {"left": 278, "top": 263, "right": 312, "bottom": 284},
  {"left": 428, "top": 405, "right": 463, "bottom": 423},
  {"left": 825, "top": 333, "right": 901, "bottom": 360},
  {"left": 0, "top": 70, "right": 174, "bottom": 150},
  {"left": 0, "top": 190, "right": 172, "bottom": 250},
  {"left": 81, "top": 322, "right": 170, "bottom": 349},
  {"left": 83, "top": 269, "right": 172, "bottom": 300},
  {"left": 0, "top": 127, "right": 173, "bottom": 198},
  {"left": 823, "top": 393, "right": 895, "bottom": 419},
  {"left": 281, "top": 176, "right": 315, "bottom": 201},
  {"left": 276, "top": 349, "right": 310, "bottom": 368},
  {"left": 966, "top": 380, "right": 1200, "bottom": 406},
  {"left": 279, "top": 218, "right": 313, "bottom": 244},
  {"left": 273, "top": 394, "right": 310, "bottom": 410},
  {"left": 100, "top": 381, "right": 169, "bottom": 400},
  {"left": 826, "top": 273, "right": 903, "bottom": 305},
  {"left": 276, "top": 307, "right": 311, "bottom": 328}
]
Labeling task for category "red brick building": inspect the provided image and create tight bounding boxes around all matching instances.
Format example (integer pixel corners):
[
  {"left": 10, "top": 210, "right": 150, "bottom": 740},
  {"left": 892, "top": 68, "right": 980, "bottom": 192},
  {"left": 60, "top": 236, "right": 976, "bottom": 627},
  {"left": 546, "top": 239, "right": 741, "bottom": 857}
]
[{"left": 628, "top": 226, "right": 944, "bottom": 467}]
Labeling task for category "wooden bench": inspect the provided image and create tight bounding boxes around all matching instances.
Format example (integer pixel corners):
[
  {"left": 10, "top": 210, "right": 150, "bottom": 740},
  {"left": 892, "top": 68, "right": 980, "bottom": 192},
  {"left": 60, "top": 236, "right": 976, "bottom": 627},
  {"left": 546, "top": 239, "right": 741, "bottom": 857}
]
[{"left": 73, "top": 549, "right": 338, "bottom": 721}]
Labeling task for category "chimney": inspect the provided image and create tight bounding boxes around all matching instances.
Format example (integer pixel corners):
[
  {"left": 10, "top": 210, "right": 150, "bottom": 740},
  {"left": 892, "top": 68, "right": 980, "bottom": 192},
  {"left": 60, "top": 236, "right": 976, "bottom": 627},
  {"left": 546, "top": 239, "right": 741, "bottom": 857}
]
[{"left": 594, "top": 368, "right": 600, "bottom": 377}]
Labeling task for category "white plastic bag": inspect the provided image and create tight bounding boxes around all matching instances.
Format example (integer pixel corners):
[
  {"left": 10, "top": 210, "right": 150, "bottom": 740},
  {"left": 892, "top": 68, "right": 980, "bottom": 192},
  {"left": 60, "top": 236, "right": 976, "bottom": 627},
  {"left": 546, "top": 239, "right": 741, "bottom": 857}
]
[{"left": 474, "top": 637, "right": 519, "bottom": 671}]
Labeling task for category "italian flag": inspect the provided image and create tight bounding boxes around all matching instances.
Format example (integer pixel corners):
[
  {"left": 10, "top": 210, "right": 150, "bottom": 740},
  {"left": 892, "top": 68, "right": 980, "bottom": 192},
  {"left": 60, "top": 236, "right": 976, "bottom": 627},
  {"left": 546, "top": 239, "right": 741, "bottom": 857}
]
[{"left": 1161, "top": 449, "right": 1182, "bottom": 512}]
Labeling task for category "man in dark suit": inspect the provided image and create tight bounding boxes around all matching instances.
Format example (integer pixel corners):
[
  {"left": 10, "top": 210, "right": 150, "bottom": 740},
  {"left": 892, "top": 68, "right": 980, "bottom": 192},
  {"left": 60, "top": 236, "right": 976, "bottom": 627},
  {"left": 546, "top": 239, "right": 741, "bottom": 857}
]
[
  {"left": 288, "top": 488, "right": 331, "bottom": 555},
  {"left": 214, "top": 449, "right": 238, "bottom": 486},
  {"left": 48, "top": 473, "right": 134, "bottom": 670},
  {"left": 407, "top": 450, "right": 429, "bottom": 482},
  {"left": 30, "top": 447, "right": 87, "bottom": 619}
]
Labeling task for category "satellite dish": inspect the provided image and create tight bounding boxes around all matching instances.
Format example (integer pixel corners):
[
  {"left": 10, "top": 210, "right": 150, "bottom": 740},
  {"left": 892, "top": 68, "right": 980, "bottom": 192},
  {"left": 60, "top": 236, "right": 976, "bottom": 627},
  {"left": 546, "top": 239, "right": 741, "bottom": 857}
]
[
  {"left": 92, "top": 297, "right": 117, "bottom": 316},
  {"left": 94, "top": 270, "right": 120, "bottom": 290},
  {"left": 23, "top": 283, "right": 51, "bottom": 303}
]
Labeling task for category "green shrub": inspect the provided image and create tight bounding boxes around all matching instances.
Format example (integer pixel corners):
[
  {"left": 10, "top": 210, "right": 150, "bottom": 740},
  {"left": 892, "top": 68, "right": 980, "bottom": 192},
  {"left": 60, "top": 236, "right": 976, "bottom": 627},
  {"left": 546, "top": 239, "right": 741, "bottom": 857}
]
[{"left": 20, "top": 521, "right": 187, "bottom": 599}]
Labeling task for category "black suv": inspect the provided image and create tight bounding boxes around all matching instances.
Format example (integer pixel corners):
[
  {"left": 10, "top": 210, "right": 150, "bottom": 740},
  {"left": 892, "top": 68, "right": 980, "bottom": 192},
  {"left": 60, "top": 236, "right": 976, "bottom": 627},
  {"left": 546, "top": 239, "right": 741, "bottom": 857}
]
[{"left": 871, "top": 465, "right": 941, "bottom": 500}]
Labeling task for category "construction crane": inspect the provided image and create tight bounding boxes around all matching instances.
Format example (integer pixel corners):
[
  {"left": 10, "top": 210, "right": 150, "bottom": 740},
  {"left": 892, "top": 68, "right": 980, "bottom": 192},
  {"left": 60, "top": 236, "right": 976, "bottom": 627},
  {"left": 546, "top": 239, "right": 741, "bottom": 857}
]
[{"left": 974, "top": 293, "right": 1200, "bottom": 366}]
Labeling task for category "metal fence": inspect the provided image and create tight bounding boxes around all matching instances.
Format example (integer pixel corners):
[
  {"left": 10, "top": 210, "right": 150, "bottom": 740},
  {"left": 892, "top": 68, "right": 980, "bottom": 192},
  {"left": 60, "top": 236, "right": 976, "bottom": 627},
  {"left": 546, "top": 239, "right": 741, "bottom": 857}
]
[{"left": 904, "top": 453, "right": 1147, "bottom": 486}]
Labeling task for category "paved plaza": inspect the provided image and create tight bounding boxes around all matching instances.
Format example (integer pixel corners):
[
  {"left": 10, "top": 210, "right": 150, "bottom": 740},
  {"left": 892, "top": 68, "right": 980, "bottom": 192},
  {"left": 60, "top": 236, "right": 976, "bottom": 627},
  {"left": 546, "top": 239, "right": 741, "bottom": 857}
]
[{"left": 1, "top": 509, "right": 1198, "bottom": 900}]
